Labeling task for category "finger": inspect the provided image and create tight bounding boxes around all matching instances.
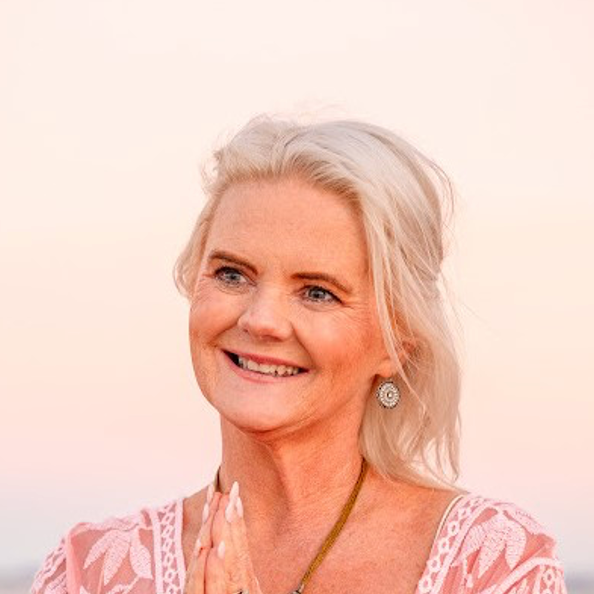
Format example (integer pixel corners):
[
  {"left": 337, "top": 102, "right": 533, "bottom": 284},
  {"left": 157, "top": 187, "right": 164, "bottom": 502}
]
[
  {"left": 225, "top": 489, "right": 257, "bottom": 591},
  {"left": 198, "top": 491, "right": 223, "bottom": 548},
  {"left": 184, "top": 538, "right": 208, "bottom": 594},
  {"left": 205, "top": 537, "right": 250, "bottom": 594},
  {"left": 208, "top": 492, "right": 246, "bottom": 594},
  {"left": 232, "top": 493, "right": 262, "bottom": 593},
  {"left": 228, "top": 492, "right": 253, "bottom": 574},
  {"left": 184, "top": 490, "right": 222, "bottom": 594},
  {"left": 210, "top": 484, "right": 258, "bottom": 594},
  {"left": 204, "top": 544, "right": 228, "bottom": 594}
]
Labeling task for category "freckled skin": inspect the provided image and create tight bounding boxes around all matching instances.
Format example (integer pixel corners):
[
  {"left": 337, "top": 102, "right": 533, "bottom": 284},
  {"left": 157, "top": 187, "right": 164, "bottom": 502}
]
[{"left": 189, "top": 177, "right": 395, "bottom": 439}]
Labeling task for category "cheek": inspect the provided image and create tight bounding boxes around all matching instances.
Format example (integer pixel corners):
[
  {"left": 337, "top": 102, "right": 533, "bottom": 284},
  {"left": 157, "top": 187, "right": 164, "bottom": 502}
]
[
  {"left": 189, "top": 280, "right": 238, "bottom": 350},
  {"left": 305, "top": 309, "right": 380, "bottom": 372},
  {"left": 188, "top": 283, "right": 241, "bottom": 395}
]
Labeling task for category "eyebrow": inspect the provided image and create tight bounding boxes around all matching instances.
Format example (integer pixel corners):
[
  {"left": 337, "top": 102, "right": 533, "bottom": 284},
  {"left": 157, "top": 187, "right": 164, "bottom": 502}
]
[
  {"left": 207, "top": 250, "right": 258, "bottom": 274},
  {"left": 207, "top": 249, "right": 353, "bottom": 294}
]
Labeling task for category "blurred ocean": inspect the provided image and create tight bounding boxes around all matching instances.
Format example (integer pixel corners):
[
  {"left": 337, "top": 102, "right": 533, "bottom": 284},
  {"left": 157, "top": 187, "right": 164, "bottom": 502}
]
[
  {"left": 3, "top": 569, "right": 593, "bottom": 594},
  {"left": 0, "top": 570, "right": 34, "bottom": 594}
]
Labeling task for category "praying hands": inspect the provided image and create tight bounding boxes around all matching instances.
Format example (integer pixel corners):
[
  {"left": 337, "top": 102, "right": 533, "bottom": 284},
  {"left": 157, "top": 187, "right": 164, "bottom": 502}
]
[{"left": 184, "top": 483, "right": 263, "bottom": 594}]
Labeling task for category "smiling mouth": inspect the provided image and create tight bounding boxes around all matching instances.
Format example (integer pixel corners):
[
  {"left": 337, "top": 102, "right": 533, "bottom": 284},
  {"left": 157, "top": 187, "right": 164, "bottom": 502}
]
[{"left": 224, "top": 351, "right": 307, "bottom": 378}]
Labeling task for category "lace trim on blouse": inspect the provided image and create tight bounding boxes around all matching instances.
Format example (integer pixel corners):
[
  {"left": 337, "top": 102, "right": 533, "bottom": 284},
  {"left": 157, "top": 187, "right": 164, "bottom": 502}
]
[{"left": 31, "top": 495, "right": 567, "bottom": 594}]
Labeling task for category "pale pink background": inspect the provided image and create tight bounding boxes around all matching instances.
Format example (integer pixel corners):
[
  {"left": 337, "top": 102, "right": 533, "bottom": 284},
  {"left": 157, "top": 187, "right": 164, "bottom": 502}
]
[{"left": 1, "top": 0, "right": 592, "bottom": 580}]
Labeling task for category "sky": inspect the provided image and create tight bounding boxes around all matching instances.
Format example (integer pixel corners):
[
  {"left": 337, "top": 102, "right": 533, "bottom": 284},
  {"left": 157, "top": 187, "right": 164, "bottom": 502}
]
[{"left": 1, "top": 0, "right": 593, "bottom": 579}]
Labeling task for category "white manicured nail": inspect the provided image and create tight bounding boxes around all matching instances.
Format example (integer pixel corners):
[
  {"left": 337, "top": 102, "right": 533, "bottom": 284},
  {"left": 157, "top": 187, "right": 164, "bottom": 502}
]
[
  {"left": 236, "top": 495, "right": 244, "bottom": 518},
  {"left": 225, "top": 499, "right": 235, "bottom": 523},
  {"left": 202, "top": 502, "right": 209, "bottom": 524},
  {"left": 230, "top": 480, "right": 239, "bottom": 500},
  {"left": 206, "top": 482, "right": 214, "bottom": 504},
  {"left": 217, "top": 540, "right": 225, "bottom": 559}
]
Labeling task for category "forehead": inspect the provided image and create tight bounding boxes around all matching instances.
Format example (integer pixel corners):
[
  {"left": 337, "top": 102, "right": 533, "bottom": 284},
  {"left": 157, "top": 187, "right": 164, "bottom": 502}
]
[{"left": 205, "top": 178, "right": 368, "bottom": 275}]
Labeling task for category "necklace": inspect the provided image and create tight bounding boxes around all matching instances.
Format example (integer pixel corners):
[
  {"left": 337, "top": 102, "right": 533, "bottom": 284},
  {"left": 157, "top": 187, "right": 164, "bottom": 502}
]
[{"left": 215, "top": 458, "right": 368, "bottom": 594}]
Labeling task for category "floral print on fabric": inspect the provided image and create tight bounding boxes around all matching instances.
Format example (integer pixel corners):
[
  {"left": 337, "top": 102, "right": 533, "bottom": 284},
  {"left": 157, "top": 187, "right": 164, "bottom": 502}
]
[
  {"left": 83, "top": 516, "right": 153, "bottom": 588},
  {"left": 31, "top": 495, "right": 567, "bottom": 594},
  {"left": 420, "top": 495, "right": 567, "bottom": 594}
]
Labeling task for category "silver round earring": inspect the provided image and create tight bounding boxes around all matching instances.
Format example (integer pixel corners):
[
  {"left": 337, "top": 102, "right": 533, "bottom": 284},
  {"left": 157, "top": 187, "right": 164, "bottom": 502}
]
[{"left": 376, "top": 379, "right": 401, "bottom": 409}]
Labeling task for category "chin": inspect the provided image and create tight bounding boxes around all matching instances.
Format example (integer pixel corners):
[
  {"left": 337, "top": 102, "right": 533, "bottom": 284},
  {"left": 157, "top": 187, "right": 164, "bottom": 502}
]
[{"left": 213, "top": 391, "right": 307, "bottom": 436}]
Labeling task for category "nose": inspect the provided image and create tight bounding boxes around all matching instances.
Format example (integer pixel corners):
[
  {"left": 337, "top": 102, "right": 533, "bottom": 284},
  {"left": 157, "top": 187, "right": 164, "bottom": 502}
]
[{"left": 236, "top": 287, "right": 293, "bottom": 342}]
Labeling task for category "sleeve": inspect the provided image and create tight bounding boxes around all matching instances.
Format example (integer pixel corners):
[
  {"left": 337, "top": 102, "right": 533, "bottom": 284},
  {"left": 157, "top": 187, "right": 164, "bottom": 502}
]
[
  {"left": 31, "top": 538, "right": 68, "bottom": 594},
  {"left": 30, "top": 512, "right": 155, "bottom": 594},
  {"left": 445, "top": 501, "right": 567, "bottom": 594},
  {"left": 492, "top": 532, "right": 567, "bottom": 594}
]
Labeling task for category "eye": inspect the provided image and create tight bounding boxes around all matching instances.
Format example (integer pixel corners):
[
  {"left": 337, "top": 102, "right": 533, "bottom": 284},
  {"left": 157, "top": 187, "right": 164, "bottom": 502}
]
[
  {"left": 214, "top": 266, "right": 247, "bottom": 287},
  {"left": 303, "top": 285, "right": 339, "bottom": 304}
]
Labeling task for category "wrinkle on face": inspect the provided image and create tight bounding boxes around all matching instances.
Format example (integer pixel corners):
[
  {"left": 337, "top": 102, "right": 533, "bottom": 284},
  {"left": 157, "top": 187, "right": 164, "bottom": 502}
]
[{"left": 188, "top": 177, "right": 395, "bottom": 436}]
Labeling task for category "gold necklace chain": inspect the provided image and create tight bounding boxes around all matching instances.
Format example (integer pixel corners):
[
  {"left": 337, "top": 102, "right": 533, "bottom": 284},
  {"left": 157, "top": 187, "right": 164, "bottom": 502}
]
[{"left": 215, "top": 458, "right": 368, "bottom": 594}]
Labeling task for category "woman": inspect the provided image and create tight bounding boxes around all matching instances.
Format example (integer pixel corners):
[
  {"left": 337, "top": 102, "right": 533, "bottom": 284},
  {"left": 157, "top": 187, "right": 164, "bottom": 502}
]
[{"left": 32, "top": 117, "right": 567, "bottom": 594}]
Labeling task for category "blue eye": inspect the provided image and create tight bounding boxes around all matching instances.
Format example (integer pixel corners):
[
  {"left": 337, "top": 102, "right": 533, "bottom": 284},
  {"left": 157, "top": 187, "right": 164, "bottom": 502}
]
[
  {"left": 214, "top": 266, "right": 246, "bottom": 286},
  {"left": 304, "top": 286, "right": 338, "bottom": 303}
]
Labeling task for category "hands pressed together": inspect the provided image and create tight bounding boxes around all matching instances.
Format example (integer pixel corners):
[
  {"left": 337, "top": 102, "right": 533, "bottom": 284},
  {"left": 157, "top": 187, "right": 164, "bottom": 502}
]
[{"left": 184, "top": 482, "right": 263, "bottom": 594}]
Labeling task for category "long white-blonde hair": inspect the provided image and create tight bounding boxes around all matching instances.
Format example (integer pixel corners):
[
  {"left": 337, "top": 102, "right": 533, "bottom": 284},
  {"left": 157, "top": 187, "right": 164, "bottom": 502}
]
[{"left": 175, "top": 116, "right": 461, "bottom": 487}]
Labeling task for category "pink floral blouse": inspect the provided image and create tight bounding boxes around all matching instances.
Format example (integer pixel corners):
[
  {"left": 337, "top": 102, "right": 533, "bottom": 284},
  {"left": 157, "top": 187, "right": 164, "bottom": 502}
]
[{"left": 31, "top": 494, "right": 567, "bottom": 594}]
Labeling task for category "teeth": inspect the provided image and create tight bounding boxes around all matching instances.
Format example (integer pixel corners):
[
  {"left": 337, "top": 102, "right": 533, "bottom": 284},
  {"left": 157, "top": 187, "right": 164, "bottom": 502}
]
[{"left": 237, "top": 356, "right": 301, "bottom": 377}]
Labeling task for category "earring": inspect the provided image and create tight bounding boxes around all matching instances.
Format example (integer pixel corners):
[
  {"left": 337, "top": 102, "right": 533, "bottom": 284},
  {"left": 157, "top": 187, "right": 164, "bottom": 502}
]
[{"left": 376, "top": 379, "right": 400, "bottom": 409}]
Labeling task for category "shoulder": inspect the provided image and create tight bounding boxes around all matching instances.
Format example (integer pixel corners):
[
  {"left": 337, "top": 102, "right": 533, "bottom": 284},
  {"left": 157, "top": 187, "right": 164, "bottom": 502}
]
[
  {"left": 31, "top": 499, "right": 183, "bottom": 594},
  {"left": 419, "top": 494, "right": 567, "bottom": 594}
]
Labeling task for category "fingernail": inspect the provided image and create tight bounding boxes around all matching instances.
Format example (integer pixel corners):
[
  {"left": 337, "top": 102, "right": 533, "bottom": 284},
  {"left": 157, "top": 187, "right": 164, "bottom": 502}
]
[
  {"left": 202, "top": 502, "right": 209, "bottom": 524},
  {"left": 217, "top": 540, "right": 225, "bottom": 560},
  {"left": 206, "top": 482, "right": 214, "bottom": 504},
  {"left": 225, "top": 499, "right": 235, "bottom": 523},
  {"left": 192, "top": 537, "right": 202, "bottom": 558},
  {"left": 230, "top": 480, "right": 239, "bottom": 500},
  {"left": 236, "top": 495, "right": 244, "bottom": 518}
]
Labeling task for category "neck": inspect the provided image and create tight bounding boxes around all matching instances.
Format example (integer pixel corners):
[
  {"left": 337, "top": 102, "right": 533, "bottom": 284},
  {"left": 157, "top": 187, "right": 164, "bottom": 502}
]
[{"left": 217, "top": 415, "right": 365, "bottom": 536}]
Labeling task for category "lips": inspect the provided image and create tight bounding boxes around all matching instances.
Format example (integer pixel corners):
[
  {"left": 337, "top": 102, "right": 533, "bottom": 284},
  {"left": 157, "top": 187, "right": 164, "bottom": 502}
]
[{"left": 223, "top": 350, "right": 308, "bottom": 378}]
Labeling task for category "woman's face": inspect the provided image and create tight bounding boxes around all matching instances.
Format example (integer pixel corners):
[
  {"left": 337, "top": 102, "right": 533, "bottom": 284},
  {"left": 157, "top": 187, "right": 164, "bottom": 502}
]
[{"left": 189, "top": 177, "right": 395, "bottom": 438}]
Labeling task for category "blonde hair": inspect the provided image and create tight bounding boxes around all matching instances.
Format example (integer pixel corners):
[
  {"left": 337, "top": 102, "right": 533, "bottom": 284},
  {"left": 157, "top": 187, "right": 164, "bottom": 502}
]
[{"left": 175, "top": 116, "right": 461, "bottom": 487}]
